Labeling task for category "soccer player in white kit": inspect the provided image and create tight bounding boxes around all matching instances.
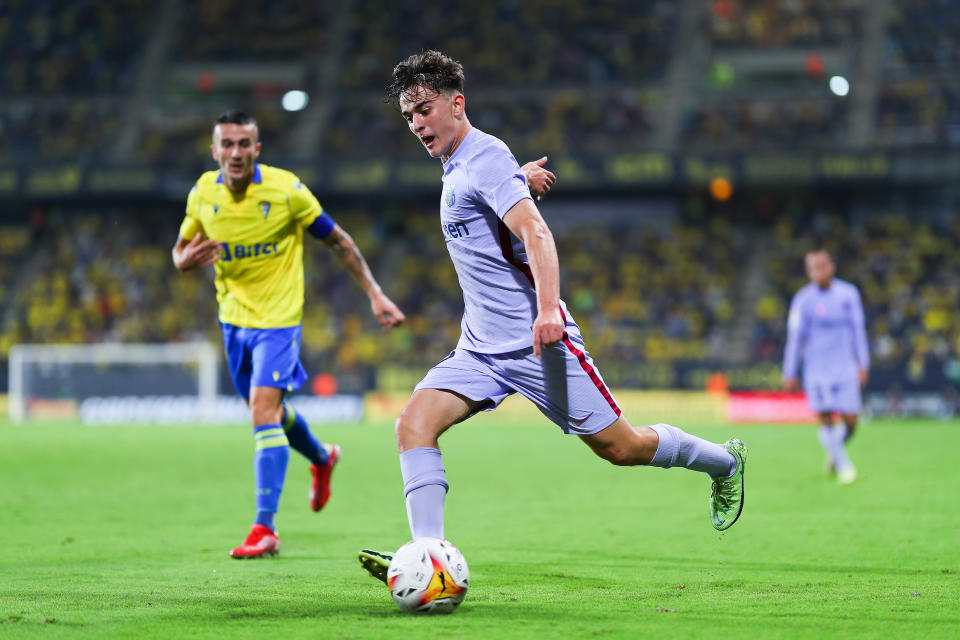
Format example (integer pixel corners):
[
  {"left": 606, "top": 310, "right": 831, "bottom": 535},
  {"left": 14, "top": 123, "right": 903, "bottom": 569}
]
[
  {"left": 359, "top": 51, "right": 748, "bottom": 582},
  {"left": 783, "top": 250, "right": 869, "bottom": 484}
]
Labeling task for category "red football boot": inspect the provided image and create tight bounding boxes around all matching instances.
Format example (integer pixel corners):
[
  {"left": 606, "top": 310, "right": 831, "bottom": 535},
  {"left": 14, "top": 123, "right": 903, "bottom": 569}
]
[
  {"left": 310, "top": 444, "right": 341, "bottom": 512},
  {"left": 229, "top": 524, "right": 280, "bottom": 559}
]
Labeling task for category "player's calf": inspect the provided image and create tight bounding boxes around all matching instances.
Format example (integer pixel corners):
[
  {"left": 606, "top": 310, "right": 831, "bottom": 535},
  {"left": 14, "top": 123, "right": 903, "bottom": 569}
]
[{"left": 579, "top": 418, "right": 658, "bottom": 466}]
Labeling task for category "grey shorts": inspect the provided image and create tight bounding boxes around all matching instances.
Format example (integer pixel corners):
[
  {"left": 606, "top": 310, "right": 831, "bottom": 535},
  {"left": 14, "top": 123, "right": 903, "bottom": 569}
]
[
  {"left": 804, "top": 376, "right": 862, "bottom": 414},
  {"left": 414, "top": 329, "right": 621, "bottom": 435}
]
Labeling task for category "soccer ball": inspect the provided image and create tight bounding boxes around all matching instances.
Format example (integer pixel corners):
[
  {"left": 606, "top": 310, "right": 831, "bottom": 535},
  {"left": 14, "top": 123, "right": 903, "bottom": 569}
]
[{"left": 387, "top": 538, "right": 469, "bottom": 614}]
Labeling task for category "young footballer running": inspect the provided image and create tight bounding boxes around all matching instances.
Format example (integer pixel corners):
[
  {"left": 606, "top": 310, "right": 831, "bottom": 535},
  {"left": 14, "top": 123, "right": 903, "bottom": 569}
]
[{"left": 360, "top": 51, "right": 747, "bottom": 582}]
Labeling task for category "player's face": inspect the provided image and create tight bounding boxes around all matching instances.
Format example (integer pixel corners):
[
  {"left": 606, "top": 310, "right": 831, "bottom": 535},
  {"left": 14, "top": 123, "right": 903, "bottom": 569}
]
[
  {"left": 805, "top": 252, "right": 835, "bottom": 288},
  {"left": 211, "top": 123, "right": 261, "bottom": 183},
  {"left": 399, "top": 87, "right": 465, "bottom": 159}
]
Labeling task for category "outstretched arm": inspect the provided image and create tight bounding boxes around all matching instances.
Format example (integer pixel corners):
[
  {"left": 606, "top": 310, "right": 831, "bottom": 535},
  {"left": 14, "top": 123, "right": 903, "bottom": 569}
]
[
  {"left": 172, "top": 232, "right": 222, "bottom": 271},
  {"left": 322, "top": 224, "right": 405, "bottom": 328},
  {"left": 520, "top": 156, "right": 556, "bottom": 201},
  {"left": 502, "top": 198, "right": 563, "bottom": 358}
]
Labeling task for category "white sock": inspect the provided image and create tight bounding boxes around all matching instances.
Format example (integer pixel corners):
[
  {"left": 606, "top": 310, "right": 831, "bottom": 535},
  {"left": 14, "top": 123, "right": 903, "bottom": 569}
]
[
  {"left": 649, "top": 423, "right": 736, "bottom": 477},
  {"left": 817, "top": 424, "right": 835, "bottom": 465},
  {"left": 831, "top": 425, "right": 854, "bottom": 472}
]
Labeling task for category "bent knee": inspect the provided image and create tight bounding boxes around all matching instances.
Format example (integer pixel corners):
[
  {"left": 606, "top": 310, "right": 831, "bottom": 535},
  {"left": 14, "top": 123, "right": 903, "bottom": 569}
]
[{"left": 394, "top": 411, "right": 436, "bottom": 450}]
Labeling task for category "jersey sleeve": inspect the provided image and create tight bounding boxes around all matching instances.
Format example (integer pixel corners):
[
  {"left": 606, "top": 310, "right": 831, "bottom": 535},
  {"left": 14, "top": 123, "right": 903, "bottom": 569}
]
[
  {"left": 287, "top": 176, "right": 325, "bottom": 227},
  {"left": 178, "top": 184, "right": 203, "bottom": 240},
  {"left": 850, "top": 285, "right": 870, "bottom": 370},
  {"left": 471, "top": 143, "right": 532, "bottom": 219},
  {"left": 782, "top": 291, "right": 806, "bottom": 380}
]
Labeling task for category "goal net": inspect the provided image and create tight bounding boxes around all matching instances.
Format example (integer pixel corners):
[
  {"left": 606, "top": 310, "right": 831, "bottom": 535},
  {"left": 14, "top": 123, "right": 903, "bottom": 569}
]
[{"left": 8, "top": 342, "right": 218, "bottom": 424}]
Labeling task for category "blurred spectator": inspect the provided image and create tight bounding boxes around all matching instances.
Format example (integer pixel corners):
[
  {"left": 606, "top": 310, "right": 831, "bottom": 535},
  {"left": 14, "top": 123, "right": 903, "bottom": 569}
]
[
  {"left": 172, "top": 0, "right": 328, "bottom": 60},
  {"left": 0, "top": 0, "right": 156, "bottom": 94},
  {"left": 0, "top": 102, "right": 121, "bottom": 162},
  {"left": 707, "top": 0, "right": 864, "bottom": 49},
  {"left": 681, "top": 97, "right": 848, "bottom": 150},
  {"left": 338, "top": 0, "right": 676, "bottom": 90}
]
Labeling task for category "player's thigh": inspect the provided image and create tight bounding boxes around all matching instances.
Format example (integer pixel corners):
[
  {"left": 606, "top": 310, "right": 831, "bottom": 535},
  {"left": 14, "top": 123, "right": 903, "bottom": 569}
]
[
  {"left": 395, "top": 388, "right": 481, "bottom": 452},
  {"left": 579, "top": 415, "right": 659, "bottom": 466}
]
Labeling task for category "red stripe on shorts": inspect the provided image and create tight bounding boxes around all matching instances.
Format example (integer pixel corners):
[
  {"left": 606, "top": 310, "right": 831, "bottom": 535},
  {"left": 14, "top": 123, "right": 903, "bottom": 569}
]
[
  {"left": 562, "top": 334, "right": 621, "bottom": 418},
  {"left": 497, "top": 219, "right": 620, "bottom": 418}
]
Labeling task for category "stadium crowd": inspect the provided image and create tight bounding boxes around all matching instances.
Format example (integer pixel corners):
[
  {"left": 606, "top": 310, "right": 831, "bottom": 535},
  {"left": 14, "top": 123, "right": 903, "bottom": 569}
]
[
  {"left": 337, "top": 0, "right": 677, "bottom": 89},
  {"left": 0, "top": 0, "right": 155, "bottom": 95},
  {"left": 706, "top": 0, "right": 864, "bottom": 49},
  {"left": 874, "top": 0, "right": 960, "bottom": 146},
  {"left": 1, "top": 203, "right": 741, "bottom": 391},
  {"left": 681, "top": 97, "right": 848, "bottom": 151}
]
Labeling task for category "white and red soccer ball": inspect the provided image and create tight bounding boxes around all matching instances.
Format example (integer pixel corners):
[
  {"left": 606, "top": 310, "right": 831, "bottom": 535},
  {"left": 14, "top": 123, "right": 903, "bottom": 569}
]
[{"left": 387, "top": 538, "right": 470, "bottom": 614}]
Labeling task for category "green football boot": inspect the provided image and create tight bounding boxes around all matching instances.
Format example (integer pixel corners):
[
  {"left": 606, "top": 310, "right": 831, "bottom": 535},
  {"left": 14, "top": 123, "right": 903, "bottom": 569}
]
[
  {"left": 709, "top": 438, "right": 747, "bottom": 531},
  {"left": 358, "top": 549, "right": 393, "bottom": 585}
]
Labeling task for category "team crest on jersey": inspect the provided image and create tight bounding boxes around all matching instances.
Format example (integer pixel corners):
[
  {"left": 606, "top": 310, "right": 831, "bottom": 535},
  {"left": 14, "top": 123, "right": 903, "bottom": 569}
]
[
  {"left": 444, "top": 184, "right": 456, "bottom": 208},
  {"left": 259, "top": 201, "right": 271, "bottom": 218}
]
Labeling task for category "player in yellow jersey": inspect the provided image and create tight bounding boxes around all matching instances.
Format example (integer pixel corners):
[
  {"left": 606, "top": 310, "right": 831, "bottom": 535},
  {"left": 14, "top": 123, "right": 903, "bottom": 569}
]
[
  {"left": 173, "top": 110, "right": 556, "bottom": 559},
  {"left": 171, "top": 110, "right": 406, "bottom": 558}
]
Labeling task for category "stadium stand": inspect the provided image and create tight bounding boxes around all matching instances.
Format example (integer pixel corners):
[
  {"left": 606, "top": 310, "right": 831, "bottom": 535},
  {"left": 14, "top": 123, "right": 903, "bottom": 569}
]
[{"left": 3, "top": 0, "right": 959, "bottom": 402}]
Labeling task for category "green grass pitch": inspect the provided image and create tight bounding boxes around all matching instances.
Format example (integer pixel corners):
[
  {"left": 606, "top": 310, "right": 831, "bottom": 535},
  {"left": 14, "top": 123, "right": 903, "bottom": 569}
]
[{"left": 1, "top": 416, "right": 958, "bottom": 639}]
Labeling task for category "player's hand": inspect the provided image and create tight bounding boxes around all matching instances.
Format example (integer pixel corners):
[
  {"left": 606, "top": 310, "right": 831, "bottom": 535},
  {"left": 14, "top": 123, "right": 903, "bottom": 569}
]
[
  {"left": 176, "top": 232, "right": 222, "bottom": 270},
  {"left": 532, "top": 307, "right": 564, "bottom": 358},
  {"left": 859, "top": 369, "right": 868, "bottom": 388},
  {"left": 371, "top": 293, "right": 406, "bottom": 328},
  {"left": 521, "top": 156, "right": 556, "bottom": 202},
  {"left": 783, "top": 378, "right": 799, "bottom": 393}
]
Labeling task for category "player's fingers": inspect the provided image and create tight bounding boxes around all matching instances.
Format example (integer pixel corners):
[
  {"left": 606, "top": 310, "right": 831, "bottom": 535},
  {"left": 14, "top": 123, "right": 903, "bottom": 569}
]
[
  {"left": 545, "top": 171, "right": 556, "bottom": 184},
  {"left": 535, "top": 156, "right": 548, "bottom": 166}
]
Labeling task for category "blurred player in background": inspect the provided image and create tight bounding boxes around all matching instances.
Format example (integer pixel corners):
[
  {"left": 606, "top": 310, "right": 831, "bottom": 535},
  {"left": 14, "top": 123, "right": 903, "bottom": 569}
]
[
  {"left": 783, "top": 250, "right": 869, "bottom": 485},
  {"left": 359, "top": 51, "right": 747, "bottom": 582},
  {"left": 171, "top": 110, "right": 406, "bottom": 558}
]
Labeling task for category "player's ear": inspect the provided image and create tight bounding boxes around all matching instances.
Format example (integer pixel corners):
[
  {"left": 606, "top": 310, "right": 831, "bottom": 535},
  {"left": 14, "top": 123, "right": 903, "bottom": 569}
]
[
  {"left": 452, "top": 93, "right": 465, "bottom": 118},
  {"left": 253, "top": 141, "right": 262, "bottom": 158}
]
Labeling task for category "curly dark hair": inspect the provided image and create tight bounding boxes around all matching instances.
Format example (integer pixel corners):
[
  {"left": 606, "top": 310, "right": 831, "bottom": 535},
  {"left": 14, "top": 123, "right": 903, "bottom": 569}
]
[{"left": 385, "top": 50, "right": 465, "bottom": 106}]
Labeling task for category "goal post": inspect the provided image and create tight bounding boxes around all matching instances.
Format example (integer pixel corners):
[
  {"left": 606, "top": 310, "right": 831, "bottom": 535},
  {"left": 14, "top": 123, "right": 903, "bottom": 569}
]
[{"left": 8, "top": 342, "right": 218, "bottom": 423}]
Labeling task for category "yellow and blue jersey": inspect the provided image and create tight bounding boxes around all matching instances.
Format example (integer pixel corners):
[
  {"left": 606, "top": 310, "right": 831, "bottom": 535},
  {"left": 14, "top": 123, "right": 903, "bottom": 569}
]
[{"left": 179, "top": 163, "right": 331, "bottom": 329}]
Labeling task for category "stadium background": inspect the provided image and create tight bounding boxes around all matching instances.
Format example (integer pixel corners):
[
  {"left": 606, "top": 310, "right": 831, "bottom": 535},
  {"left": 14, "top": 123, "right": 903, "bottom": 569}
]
[{"left": 2, "top": 0, "right": 959, "bottom": 421}]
